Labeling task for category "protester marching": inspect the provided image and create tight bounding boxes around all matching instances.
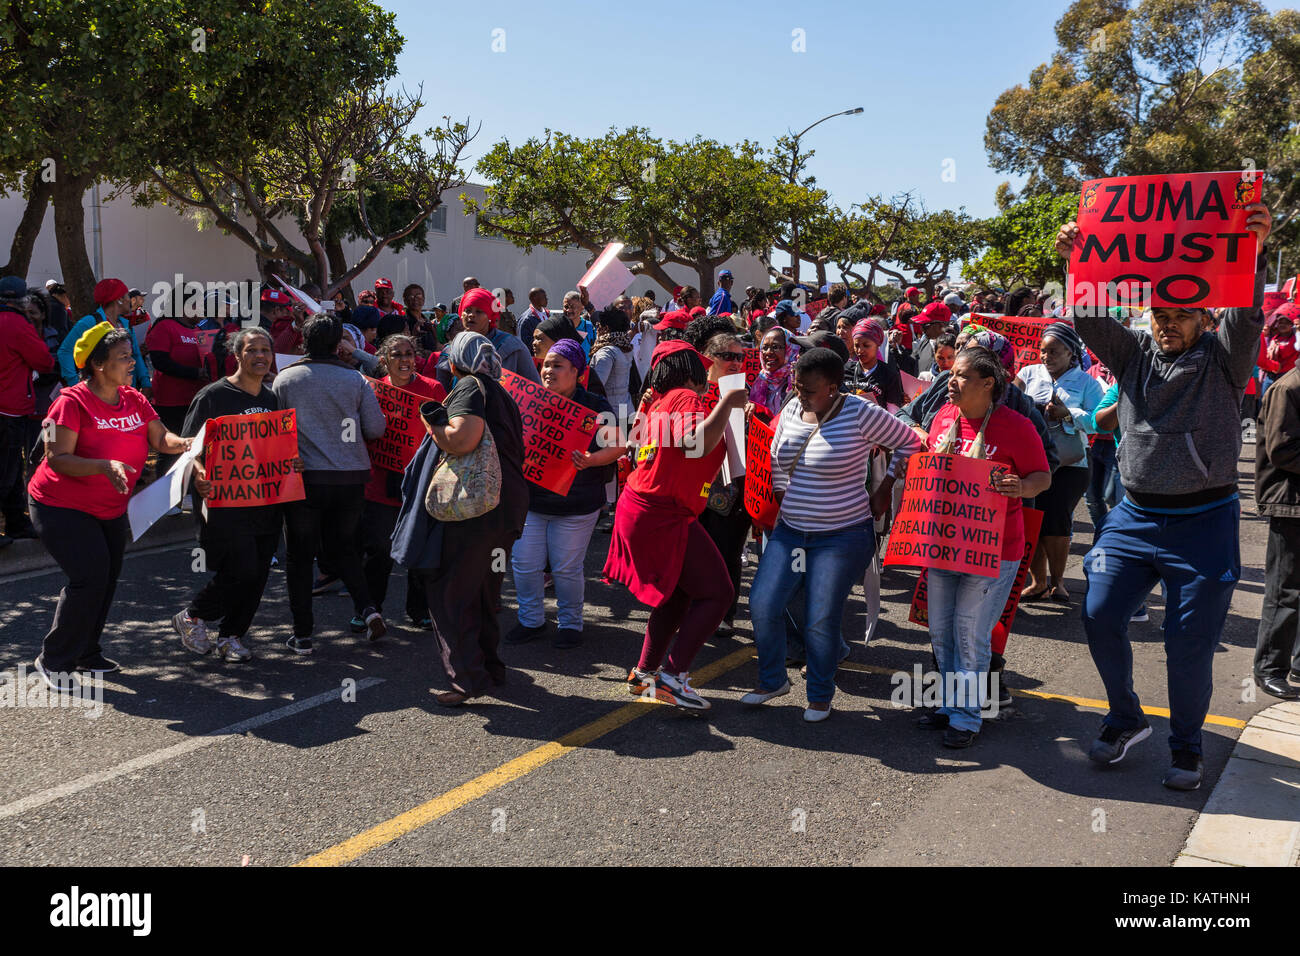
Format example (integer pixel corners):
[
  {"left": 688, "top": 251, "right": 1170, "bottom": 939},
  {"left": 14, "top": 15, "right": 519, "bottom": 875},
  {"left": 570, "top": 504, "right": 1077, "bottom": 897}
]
[{"left": 0, "top": 169, "right": 1289, "bottom": 802}]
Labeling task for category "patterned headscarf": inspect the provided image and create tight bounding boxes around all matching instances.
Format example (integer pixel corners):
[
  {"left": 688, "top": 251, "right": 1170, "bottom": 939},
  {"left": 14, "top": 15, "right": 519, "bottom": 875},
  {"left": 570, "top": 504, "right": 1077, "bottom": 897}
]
[
  {"left": 851, "top": 318, "right": 885, "bottom": 347},
  {"left": 961, "top": 324, "right": 1015, "bottom": 372},
  {"left": 445, "top": 331, "right": 502, "bottom": 379}
]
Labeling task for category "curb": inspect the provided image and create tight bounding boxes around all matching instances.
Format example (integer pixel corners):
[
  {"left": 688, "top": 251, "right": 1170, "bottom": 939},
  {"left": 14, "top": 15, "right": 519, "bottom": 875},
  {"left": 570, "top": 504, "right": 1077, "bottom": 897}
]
[
  {"left": 0, "top": 513, "right": 197, "bottom": 578},
  {"left": 1175, "top": 699, "right": 1300, "bottom": 867}
]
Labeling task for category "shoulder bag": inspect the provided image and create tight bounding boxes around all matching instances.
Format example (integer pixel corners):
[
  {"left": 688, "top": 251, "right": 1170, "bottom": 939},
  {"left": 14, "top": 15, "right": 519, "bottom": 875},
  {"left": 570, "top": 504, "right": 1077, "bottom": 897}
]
[{"left": 424, "top": 376, "right": 502, "bottom": 521}]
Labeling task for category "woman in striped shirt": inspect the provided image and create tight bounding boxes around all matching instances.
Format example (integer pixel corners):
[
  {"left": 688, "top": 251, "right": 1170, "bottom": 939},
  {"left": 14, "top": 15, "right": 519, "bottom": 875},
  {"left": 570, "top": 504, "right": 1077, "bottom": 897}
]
[{"left": 741, "top": 348, "right": 923, "bottom": 721}]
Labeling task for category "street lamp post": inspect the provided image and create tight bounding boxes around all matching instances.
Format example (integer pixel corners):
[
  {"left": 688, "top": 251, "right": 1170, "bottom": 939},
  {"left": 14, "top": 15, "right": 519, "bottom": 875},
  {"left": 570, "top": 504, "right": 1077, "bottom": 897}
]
[{"left": 787, "top": 107, "right": 863, "bottom": 287}]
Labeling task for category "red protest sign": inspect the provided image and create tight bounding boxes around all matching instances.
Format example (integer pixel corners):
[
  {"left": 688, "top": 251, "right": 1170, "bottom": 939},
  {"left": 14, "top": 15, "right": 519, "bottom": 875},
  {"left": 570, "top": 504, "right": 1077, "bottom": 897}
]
[
  {"left": 909, "top": 507, "right": 1043, "bottom": 629},
  {"left": 883, "top": 453, "right": 1008, "bottom": 578},
  {"left": 1067, "top": 170, "right": 1262, "bottom": 309},
  {"left": 899, "top": 369, "right": 930, "bottom": 403},
  {"left": 743, "top": 348, "right": 762, "bottom": 390},
  {"left": 203, "top": 410, "right": 305, "bottom": 507},
  {"left": 805, "top": 298, "right": 829, "bottom": 320},
  {"left": 500, "top": 368, "right": 601, "bottom": 495},
  {"left": 976, "top": 314, "right": 1064, "bottom": 372},
  {"left": 743, "top": 415, "right": 779, "bottom": 529},
  {"left": 365, "top": 378, "right": 426, "bottom": 473},
  {"left": 701, "top": 381, "right": 720, "bottom": 412}
]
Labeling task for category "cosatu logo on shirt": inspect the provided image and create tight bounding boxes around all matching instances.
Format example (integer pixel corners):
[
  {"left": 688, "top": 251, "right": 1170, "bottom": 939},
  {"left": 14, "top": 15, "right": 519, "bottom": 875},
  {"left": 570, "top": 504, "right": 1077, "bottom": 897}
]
[{"left": 93, "top": 413, "right": 144, "bottom": 432}]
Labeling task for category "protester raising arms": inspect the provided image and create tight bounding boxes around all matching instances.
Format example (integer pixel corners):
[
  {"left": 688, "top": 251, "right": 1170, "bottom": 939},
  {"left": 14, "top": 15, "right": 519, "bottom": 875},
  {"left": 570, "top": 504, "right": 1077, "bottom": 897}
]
[
  {"left": 28, "top": 323, "right": 192, "bottom": 687},
  {"left": 1056, "top": 199, "right": 1272, "bottom": 790},
  {"left": 604, "top": 340, "right": 747, "bottom": 710}
]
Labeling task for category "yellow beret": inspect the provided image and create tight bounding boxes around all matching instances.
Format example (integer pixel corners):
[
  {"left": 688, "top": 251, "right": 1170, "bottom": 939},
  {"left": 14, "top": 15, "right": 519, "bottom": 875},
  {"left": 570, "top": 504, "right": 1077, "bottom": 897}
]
[{"left": 73, "top": 321, "right": 115, "bottom": 369}]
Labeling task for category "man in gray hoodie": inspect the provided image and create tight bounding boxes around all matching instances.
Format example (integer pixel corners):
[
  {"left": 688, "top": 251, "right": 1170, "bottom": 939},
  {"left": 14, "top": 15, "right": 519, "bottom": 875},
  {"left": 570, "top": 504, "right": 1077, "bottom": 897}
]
[
  {"left": 1055, "top": 198, "right": 1272, "bottom": 791},
  {"left": 272, "top": 315, "right": 387, "bottom": 654}
]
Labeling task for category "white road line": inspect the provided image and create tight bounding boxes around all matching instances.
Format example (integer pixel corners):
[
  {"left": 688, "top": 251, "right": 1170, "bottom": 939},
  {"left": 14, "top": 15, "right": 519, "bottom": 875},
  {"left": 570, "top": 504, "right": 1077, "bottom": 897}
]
[{"left": 0, "top": 677, "right": 385, "bottom": 821}]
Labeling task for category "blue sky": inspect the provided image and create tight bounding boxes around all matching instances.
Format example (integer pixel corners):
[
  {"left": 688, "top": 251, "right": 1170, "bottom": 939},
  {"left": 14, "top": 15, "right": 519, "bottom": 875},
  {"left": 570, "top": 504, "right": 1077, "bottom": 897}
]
[{"left": 385, "top": 0, "right": 1292, "bottom": 226}]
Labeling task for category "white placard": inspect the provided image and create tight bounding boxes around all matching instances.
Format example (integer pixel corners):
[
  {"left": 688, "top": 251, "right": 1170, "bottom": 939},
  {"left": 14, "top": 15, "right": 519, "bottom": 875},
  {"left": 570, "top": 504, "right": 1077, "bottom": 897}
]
[
  {"left": 274, "top": 277, "right": 326, "bottom": 314},
  {"left": 275, "top": 353, "right": 300, "bottom": 373},
  {"left": 719, "top": 372, "right": 746, "bottom": 477},
  {"left": 127, "top": 424, "right": 205, "bottom": 541},
  {"left": 576, "top": 243, "right": 635, "bottom": 311},
  {"left": 633, "top": 328, "right": 657, "bottom": 380}
]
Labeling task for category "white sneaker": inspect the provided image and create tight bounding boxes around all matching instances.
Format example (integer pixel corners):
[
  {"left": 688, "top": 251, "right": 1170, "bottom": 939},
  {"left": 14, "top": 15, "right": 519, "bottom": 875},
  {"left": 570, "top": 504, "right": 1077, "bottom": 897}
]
[
  {"left": 1130, "top": 607, "right": 1150, "bottom": 623},
  {"left": 741, "top": 681, "right": 792, "bottom": 705},
  {"left": 804, "top": 703, "right": 832, "bottom": 723},
  {"left": 657, "top": 670, "right": 711, "bottom": 711},
  {"left": 173, "top": 610, "right": 212, "bottom": 655},
  {"left": 217, "top": 636, "right": 252, "bottom": 662}
]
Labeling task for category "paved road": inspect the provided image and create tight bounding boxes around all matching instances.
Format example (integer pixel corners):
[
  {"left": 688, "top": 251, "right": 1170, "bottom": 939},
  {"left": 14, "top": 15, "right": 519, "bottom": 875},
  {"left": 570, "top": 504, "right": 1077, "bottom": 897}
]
[{"left": 0, "top": 449, "right": 1270, "bottom": 866}]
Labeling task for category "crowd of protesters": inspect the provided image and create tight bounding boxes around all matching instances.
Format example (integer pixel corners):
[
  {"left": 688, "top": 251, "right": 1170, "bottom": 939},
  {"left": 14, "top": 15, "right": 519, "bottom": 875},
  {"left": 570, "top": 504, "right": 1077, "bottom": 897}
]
[{"left": 0, "top": 194, "right": 1291, "bottom": 791}]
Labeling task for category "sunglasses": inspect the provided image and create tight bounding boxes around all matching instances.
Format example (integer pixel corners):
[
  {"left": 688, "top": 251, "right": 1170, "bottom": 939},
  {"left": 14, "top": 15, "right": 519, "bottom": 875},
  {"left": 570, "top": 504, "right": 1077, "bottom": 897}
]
[{"left": 711, "top": 351, "right": 745, "bottom": 362}]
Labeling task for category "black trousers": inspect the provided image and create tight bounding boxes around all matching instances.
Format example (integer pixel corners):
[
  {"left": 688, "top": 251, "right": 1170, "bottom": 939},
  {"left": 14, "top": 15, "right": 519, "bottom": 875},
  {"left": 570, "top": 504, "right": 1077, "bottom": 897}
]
[
  {"left": 189, "top": 529, "right": 279, "bottom": 639},
  {"left": 282, "top": 482, "right": 373, "bottom": 636},
  {"left": 420, "top": 520, "right": 516, "bottom": 696},
  {"left": 362, "top": 499, "right": 429, "bottom": 619},
  {"left": 30, "top": 499, "right": 129, "bottom": 670},
  {"left": 155, "top": 405, "right": 188, "bottom": 477},
  {"left": 0, "top": 415, "right": 33, "bottom": 531},
  {"left": 698, "top": 479, "right": 750, "bottom": 624},
  {"left": 1256, "top": 516, "right": 1300, "bottom": 679}
]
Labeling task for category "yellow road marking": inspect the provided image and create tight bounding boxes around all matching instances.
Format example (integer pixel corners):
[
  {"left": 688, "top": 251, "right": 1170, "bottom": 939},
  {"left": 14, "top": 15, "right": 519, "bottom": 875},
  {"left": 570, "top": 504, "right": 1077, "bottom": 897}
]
[
  {"left": 296, "top": 646, "right": 757, "bottom": 867},
  {"left": 301, "top": 648, "right": 1247, "bottom": 865},
  {"left": 836, "top": 661, "right": 1248, "bottom": 729}
]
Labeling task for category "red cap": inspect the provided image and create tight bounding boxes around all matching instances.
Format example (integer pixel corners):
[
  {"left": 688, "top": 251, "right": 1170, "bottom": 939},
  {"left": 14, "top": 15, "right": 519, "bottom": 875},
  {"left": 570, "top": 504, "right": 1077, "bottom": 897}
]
[
  {"left": 92, "top": 278, "right": 128, "bottom": 305},
  {"left": 459, "top": 287, "right": 501, "bottom": 325},
  {"left": 653, "top": 310, "right": 690, "bottom": 331},
  {"left": 672, "top": 285, "right": 683, "bottom": 297},
  {"left": 260, "top": 289, "right": 293, "bottom": 308},
  {"left": 374, "top": 277, "right": 393, "bottom": 291},
  {"left": 905, "top": 286, "right": 921, "bottom": 297},
  {"left": 919, "top": 301, "right": 952, "bottom": 324},
  {"left": 650, "top": 339, "right": 712, "bottom": 370},
  {"left": 688, "top": 306, "right": 707, "bottom": 318}
]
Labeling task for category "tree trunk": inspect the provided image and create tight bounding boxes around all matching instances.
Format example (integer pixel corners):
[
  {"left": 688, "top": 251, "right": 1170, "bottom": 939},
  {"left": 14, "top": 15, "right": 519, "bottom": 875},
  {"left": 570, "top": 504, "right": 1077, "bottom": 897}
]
[
  {"left": 1, "top": 177, "right": 53, "bottom": 278},
  {"left": 697, "top": 263, "right": 712, "bottom": 304},
  {"left": 325, "top": 236, "right": 352, "bottom": 302},
  {"left": 815, "top": 260, "right": 827, "bottom": 294},
  {"left": 50, "top": 174, "right": 96, "bottom": 316}
]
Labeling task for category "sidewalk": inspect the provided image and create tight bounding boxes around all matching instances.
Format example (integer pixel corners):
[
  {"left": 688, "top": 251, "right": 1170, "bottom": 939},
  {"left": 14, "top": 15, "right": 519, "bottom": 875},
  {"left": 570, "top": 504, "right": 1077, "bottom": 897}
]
[
  {"left": 1176, "top": 699, "right": 1300, "bottom": 867},
  {"left": 0, "top": 512, "right": 196, "bottom": 577}
]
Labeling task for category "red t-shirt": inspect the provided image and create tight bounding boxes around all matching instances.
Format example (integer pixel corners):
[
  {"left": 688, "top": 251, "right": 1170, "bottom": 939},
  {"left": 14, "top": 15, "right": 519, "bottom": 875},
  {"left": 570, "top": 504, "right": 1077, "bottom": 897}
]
[
  {"left": 364, "top": 373, "right": 446, "bottom": 505},
  {"left": 626, "top": 387, "right": 725, "bottom": 516},
  {"left": 1266, "top": 333, "right": 1298, "bottom": 377},
  {"left": 28, "top": 383, "right": 159, "bottom": 520},
  {"left": 144, "top": 319, "right": 206, "bottom": 408},
  {"left": 926, "top": 403, "right": 1049, "bottom": 562}
]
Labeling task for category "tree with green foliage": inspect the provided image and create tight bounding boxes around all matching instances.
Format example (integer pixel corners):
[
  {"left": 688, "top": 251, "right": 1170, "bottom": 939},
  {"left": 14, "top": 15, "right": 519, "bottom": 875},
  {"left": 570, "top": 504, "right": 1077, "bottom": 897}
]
[
  {"left": 141, "top": 86, "right": 473, "bottom": 297},
  {"left": 985, "top": 0, "right": 1300, "bottom": 271},
  {"left": 964, "top": 193, "right": 1078, "bottom": 290},
  {"left": 467, "top": 128, "right": 799, "bottom": 299},
  {"left": 0, "top": 0, "right": 402, "bottom": 311}
]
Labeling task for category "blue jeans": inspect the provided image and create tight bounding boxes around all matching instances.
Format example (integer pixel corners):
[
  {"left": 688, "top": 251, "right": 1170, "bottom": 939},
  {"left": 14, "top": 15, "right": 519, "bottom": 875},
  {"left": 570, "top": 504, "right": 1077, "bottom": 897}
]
[
  {"left": 1082, "top": 497, "right": 1240, "bottom": 754},
  {"left": 751, "top": 520, "right": 873, "bottom": 703},
  {"left": 510, "top": 509, "right": 602, "bottom": 630},
  {"left": 928, "top": 559, "right": 1020, "bottom": 733},
  {"left": 1086, "top": 439, "right": 1119, "bottom": 530}
]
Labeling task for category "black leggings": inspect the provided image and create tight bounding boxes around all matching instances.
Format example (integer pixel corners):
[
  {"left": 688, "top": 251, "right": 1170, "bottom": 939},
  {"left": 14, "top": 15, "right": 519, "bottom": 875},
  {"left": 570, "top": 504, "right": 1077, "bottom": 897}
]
[
  {"left": 697, "top": 477, "right": 750, "bottom": 624},
  {"left": 30, "top": 499, "right": 129, "bottom": 670},
  {"left": 362, "top": 499, "right": 429, "bottom": 619},
  {"left": 282, "top": 482, "right": 373, "bottom": 635},
  {"left": 189, "top": 530, "right": 279, "bottom": 639}
]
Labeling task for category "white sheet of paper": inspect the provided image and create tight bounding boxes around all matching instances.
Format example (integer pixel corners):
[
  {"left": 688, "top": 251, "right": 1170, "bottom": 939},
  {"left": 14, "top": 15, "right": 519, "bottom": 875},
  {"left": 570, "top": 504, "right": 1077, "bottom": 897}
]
[
  {"left": 577, "top": 243, "right": 634, "bottom": 311},
  {"left": 275, "top": 353, "right": 300, "bottom": 373},
  {"left": 275, "top": 278, "right": 325, "bottom": 314},
  {"left": 719, "top": 373, "right": 746, "bottom": 477},
  {"left": 633, "top": 329, "right": 657, "bottom": 380},
  {"left": 127, "top": 424, "right": 205, "bottom": 541}
]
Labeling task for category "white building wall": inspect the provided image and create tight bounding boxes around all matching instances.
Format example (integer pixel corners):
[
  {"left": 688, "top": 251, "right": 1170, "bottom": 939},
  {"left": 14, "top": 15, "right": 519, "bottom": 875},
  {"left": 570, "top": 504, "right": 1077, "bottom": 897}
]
[{"left": 1, "top": 184, "right": 767, "bottom": 309}]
